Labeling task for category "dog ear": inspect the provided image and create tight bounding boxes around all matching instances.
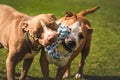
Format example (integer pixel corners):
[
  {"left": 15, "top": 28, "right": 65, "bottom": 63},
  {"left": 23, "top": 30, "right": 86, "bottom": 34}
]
[
  {"left": 48, "top": 14, "right": 57, "bottom": 20},
  {"left": 85, "top": 24, "right": 93, "bottom": 34},
  {"left": 65, "top": 11, "right": 74, "bottom": 17},
  {"left": 22, "top": 21, "right": 29, "bottom": 32}
]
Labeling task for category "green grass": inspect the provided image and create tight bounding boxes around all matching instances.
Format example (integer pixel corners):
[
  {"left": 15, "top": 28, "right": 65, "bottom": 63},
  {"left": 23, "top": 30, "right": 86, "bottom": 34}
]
[{"left": 0, "top": 0, "right": 120, "bottom": 80}]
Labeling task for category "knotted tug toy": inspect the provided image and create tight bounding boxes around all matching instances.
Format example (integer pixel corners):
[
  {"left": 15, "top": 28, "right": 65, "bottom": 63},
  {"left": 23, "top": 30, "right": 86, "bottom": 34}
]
[{"left": 45, "top": 23, "right": 72, "bottom": 60}]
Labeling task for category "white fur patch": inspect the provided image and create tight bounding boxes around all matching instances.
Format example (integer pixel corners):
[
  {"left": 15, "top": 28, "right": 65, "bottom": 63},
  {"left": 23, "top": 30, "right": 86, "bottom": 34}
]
[
  {"left": 69, "top": 21, "right": 80, "bottom": 47},
  {"left": 40, "top": 21, "right": 55, "bottom": 39}
]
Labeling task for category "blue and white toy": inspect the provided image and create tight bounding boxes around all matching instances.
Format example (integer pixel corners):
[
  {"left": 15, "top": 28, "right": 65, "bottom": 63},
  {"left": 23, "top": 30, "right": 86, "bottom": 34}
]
[
  {"left": 57, "top": 23, "right": 70, "bottom": 40},
  {"left": 45, "top": 23, "right": 71, "bottom": 60},
  {"left": 45, "top": 21, "right": 80, "bottom": 61}
]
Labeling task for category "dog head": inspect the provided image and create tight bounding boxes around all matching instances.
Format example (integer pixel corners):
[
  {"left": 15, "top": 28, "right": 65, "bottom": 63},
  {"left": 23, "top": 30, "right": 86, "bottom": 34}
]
[
  {"left": 44, "top": 12, "right": 80, "bottom": 66},
  {"left": 22, "top": 14, "right": 58, "bottom": 46},
  {"left": 61, "top": 21, "right": 80, "bottom": 52},
  {"left": 57, "top": 11, "right": 80, "bottom": 51}
]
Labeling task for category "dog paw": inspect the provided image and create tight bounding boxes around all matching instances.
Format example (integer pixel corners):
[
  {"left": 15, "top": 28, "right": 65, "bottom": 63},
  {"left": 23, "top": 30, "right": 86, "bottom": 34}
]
[
  {"left": 63, "top": 73, "right": 69, "bottom": 79},
  {"left": 75, "top": 73, "right": 83, "bottom": 79}
]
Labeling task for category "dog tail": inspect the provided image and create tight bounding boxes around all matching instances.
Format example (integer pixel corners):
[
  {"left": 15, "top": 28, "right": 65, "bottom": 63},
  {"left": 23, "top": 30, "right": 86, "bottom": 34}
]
[{"left": 78, "top": 6, "right": 100, "bottom": 16}]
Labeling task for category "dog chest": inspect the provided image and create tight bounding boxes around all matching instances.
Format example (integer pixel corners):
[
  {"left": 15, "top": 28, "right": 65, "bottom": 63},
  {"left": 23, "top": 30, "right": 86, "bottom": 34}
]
[{"left": 46, "top": 53, "right": 71, "bottom": 67}]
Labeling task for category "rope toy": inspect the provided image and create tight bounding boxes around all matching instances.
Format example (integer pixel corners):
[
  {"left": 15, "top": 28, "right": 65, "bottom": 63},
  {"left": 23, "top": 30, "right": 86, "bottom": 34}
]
[{"left": 45, "top": 23, "right": 71, "bottom": 60}]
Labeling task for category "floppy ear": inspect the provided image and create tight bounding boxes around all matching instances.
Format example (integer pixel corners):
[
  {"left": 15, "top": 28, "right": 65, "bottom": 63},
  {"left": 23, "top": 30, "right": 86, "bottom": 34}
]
[
  {"left": 85, "top": 24, "right": 93, "bottom": 34},
  {"left": 65, "top": 11, "right": 74, "bottom": 17},
  {"left": 48, "top": 14, "right": 57, "bottom": 20},
  {"left": 22, "top": 21, "right": 29, "bottom": 32}
]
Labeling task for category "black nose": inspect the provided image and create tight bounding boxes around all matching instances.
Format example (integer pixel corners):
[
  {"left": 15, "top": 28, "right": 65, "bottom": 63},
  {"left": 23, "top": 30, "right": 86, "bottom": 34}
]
[
  {"left": 68, "top": 40, "right": 76, "bottom": 48},
  {"left": 62, "top": 38, "right": 76, "bottom": 52},
  {"left": 65, "top": 36, "right": 76, "bottom": 48}
]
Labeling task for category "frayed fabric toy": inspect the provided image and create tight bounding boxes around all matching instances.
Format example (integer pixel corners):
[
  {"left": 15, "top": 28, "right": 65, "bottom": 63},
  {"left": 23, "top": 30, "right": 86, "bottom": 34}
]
[
  {"left": 45, "top": 23, "right": 71, "bottom": 60},
  {"left": 57, "top": 23, "right": 71, "bottom": 40}
]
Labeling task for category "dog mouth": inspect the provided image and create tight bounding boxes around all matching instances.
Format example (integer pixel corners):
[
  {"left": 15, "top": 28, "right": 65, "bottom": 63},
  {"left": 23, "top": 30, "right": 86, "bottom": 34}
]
[
  {"left": 45, "top": 21, "right": 79, "bottom": 60},
  {"left": 40, "top": 36, "right": 58, "bottom": 47},
  {"left": 62, "top": 39, "right": 76, "bottom": 52}
]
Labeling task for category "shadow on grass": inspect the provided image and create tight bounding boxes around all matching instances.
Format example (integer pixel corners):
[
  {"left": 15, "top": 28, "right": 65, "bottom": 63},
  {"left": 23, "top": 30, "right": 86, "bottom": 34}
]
[
  {"left": 0, "top": 71, "right": 120, "bottom": 80},
  {"left": 26, "top": 76, "right": 54, "bottom": 80},
  {"left": 15, "top": 73, "right": 54, "bottom": 80},
  {"left": 83, "top": 75, "right": 120, "bottom": 80},
  {"left": 0, "top": 71, "right": 54, "bottom": 80},
  {"left": 69, "top": 74, "right": 120, "bottom": 80}
]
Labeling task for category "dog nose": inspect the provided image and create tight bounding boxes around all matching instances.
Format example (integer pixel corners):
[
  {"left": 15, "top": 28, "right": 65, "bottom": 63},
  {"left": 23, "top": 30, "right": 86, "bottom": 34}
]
[
  {"left": 65, "top": 38, "right": 76, "bottom": 48},
  {"left": 68, "top": 39, "right": 76, "bottom": 47}
]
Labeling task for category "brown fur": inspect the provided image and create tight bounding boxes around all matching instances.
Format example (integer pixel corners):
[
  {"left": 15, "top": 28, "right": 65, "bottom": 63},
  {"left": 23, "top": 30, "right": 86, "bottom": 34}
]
[
  {"left": 40, "top": 6, "right": 100, "bottom": 80},
  {"left": 0, "top": 4, "right": 58, "bottom": 80}
]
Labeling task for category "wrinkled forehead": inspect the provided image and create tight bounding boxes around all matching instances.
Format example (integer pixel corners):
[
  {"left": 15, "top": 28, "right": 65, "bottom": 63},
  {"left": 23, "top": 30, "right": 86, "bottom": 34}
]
[
  {"left": 32, "top": 14, "right": 55, "bottom": 23},
  {"left": 37, "top": 14, "right": 56, "bottom": 22},
  {"left": 31, "top": 18, "right": 56, "bottom": 28}
]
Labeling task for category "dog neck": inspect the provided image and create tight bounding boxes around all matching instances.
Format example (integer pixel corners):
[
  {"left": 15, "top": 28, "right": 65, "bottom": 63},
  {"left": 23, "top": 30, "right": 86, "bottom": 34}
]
[{"left": 24, "top": 32, "right": 42, "bottom": 52}]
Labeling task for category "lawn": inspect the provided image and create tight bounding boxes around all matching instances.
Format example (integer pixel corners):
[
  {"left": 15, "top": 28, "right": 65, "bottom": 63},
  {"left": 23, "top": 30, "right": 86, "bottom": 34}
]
[{"left": 0, "top": 0, "right": 120, "bottom": 80}]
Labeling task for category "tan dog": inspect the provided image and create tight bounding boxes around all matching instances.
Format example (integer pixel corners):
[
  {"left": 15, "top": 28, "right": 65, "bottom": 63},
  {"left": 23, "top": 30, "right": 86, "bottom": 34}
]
[
  {"left": 40, "top": 6, "right": 100, "bottom": 80},
  {"left": 0, "top": 4, "right": 58, "bottom": 80}
]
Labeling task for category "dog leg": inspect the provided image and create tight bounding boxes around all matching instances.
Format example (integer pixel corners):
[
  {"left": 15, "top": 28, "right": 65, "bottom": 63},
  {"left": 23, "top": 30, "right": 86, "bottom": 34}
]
[
  {"left": 19, "top": 58, "right": 33, "bottom": 80},
  {"left": 40, "top": 48, "right": 49, "bottom": 80},
  {"left": 63, "top": 64, "right": 71, "bottom": 78},
  {"left": 56, "top": 67, "right": 67, "bottom": 80},
  {"left": 6, "top": 57, "right": 16, "bottom": 80},
  {"left": 6, "top": 51, "right": 23, "bottom": 80},
  {"left": 75, "top": 53, "right": 88, "bottom": 79},
  {"left": 75, "top": 35, "right": 91, "bottom": 79},
  {"left": 55, "top": 62, "right": 72, "bottom": 80}
]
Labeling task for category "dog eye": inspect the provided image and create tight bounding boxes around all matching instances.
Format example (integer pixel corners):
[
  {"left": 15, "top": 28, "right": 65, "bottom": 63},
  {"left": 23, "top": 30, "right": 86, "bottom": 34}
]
[
  {"left": 49, "top": 24, "right": 54, "bottom": 28},
  {"left": 49, "top": 23, "right": 58, "bottom": 30},
  {"left": 34, "top": 27, "right": 43, "bottom": 38},
  {"left": 38, "top": 27, "right": 43, "bottom": 32}
]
